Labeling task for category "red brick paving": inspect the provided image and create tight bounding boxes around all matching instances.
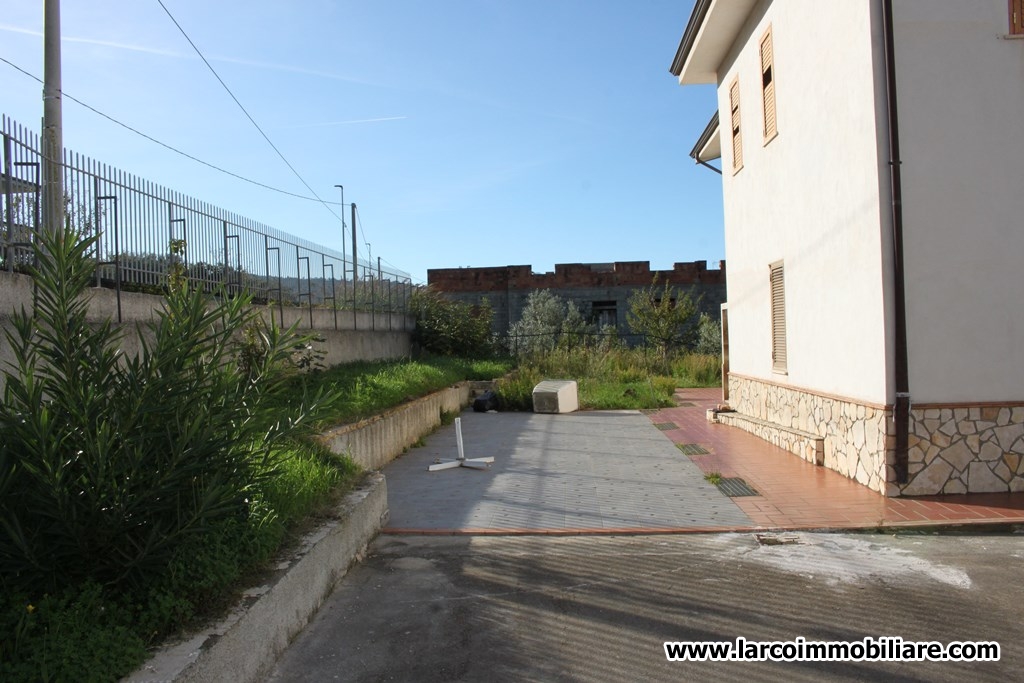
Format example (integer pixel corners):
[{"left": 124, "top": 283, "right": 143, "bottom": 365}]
[{"left": 650, "top": 388, "right": 1024, "bottom": 530}]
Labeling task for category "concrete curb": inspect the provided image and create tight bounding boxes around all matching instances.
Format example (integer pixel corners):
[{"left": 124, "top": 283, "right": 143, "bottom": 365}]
[{"left": 125, "top": 472, "right": 388, "bottom": 683}]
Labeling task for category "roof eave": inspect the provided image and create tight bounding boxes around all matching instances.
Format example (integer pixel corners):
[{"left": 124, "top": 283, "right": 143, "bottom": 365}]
[
  {"left": 689, "top": 111, "right": 721, "bottom": 163},
  {"left": 669, "top": 0, "right": 760, "bottom": 85},
  {"left": 669, "top": 0, "right": 713, "bottom": 78}
]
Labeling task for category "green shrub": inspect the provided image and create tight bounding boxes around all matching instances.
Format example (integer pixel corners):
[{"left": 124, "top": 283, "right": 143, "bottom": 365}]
[
  {"left": 410, "top": 287, "right": 494, "bottom": 357},
  {"left": 507, "top": 290, "right": 596, "bottom": 358},
  {"left": 0, "top": 226, "right": 330, "bottom": 594},
  {"left": 0, "top": 583, "right": 146, "bottom": 682},
  {"left": 694, "top": 313, "right": 722, "bottom": 356}
]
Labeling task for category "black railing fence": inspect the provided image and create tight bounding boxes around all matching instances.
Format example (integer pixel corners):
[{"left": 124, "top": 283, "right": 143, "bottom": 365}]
[{"left": 1, "top": 115, "right": 412, "bottom": 330}]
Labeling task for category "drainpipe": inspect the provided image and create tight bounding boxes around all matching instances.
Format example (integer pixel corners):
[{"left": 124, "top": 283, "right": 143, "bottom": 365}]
[
  {"left": 696, "top": 159, "right": 723, "bottom": 175},
  {"left": 881, "top": 0, "right": 910, "bottom": 485}
]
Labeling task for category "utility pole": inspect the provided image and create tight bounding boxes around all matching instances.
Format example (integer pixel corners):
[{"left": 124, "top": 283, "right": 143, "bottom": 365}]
[
  {"left": 350, "top": 202, "right": 357, "bottom": 282},
  {"left": 42, "top": 0, "right": 64, "bottom": 236}
]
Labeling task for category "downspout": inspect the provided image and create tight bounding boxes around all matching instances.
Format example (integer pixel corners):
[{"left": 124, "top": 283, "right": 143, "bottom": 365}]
[
  {"left": 881, "top": 0, "right": 910, "bottom": 485},
  {"left": 696, "top": 159, "right": 723, "bottom": 175}
]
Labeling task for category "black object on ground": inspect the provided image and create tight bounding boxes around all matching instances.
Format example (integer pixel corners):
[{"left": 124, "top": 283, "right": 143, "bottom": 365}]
[{"left": 473, "top": 391, "right": 500, "bottom": 412}]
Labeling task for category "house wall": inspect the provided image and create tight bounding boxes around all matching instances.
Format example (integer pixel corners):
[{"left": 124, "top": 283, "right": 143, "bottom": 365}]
[
  {"left": 894, "top": 0, "right": 1024, "bottom": 403},
  {"left": 682, "top": 0, "right": 1024, "bottom": 495},
  {"left": 718, "top": 0, "right": 891, "bottom": 403},
  {"left": 715, "top": 1, "right": 895, "bottom": 492},
  {"left": 890, "top": 0, "right": 1024, "bottom": 494}
]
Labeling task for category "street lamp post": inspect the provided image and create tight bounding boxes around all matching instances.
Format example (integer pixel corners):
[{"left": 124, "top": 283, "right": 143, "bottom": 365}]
[{"left": 334, "top": 184, "right": 346, "bottom": 274}]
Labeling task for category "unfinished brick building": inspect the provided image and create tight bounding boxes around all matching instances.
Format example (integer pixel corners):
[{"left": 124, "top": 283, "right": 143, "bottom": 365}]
[{"left": 427, "top": 260, "right": 726, "bottom": 337}]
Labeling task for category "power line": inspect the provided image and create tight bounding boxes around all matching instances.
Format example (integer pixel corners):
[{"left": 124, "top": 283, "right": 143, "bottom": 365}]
[
  {"left": 0, "top": 55, "right": 342, "bottom": 205},
  {"left": 155, "top": 0, "right": 340, "bottom": 222},
  {"left": 354, "top": 204, "right": 371, "bottom": 264}
]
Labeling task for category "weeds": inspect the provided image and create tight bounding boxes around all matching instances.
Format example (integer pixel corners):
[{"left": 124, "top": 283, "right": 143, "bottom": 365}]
[
  {"left": 495, "top": 346, "right": 719, "bottom": 411},
  {"left": 284, "top": 357, "right": 513, "bottom": 428}
]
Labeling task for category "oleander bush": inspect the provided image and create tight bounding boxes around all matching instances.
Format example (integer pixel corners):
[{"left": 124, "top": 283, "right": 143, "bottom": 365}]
[
  {"left": 0, "top": 226, "right": 348, "bottom": 681},
  {"left": 0, "top": 227, "right": 332, "bottom": 593}
]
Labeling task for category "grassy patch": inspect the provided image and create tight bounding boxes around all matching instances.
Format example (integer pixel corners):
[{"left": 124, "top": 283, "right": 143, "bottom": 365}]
[
  {"left": 1, "top": 354, "right": 510, "bottom": 682},
  {"left": 281, "top": 356, "right": 513, "bottom": 428},
  {"left": 704, "top": 471, "right": 723, "bottom": 486},
  {"left": 495, "top": 347, "right": 719, "bottom": 411}
]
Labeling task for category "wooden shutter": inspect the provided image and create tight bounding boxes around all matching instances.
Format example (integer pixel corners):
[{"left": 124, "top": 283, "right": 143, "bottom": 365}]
[
  {"left": 769, "top": 261, "right": 787, "bottom": 372},
  {"left": 1012, "top": 0, "right": 1024, "bottom": 35},
  {"left": 729, "top": 77, "right": 743, "bottom": 172},
  {"left": 760, "top": 28, "right": 777, "bottom": 140}
]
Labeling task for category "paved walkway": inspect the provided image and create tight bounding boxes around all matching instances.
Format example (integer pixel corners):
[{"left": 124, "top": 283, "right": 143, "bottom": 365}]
[
  {"left": 382, "top": 388, "right": 1024, "bottom": 534},
  {"left": 660, "top": 388, "right": 1024, "bottom": 529},
  {"left": 384, "top": 409, "right": 752, "bottom": 532}
]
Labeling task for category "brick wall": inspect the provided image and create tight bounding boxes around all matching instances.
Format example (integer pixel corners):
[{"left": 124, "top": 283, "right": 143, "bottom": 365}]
[{"left": 427, "top": 261, "right": 727, "bottom": 336}]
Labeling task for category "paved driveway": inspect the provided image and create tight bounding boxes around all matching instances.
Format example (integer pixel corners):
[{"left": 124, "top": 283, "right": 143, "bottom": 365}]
[
  {"left": 267, "top": 532, "right": 1024, "bottom": 682},
  {"left": 382, "top": 410, "right": 753, "bottom": 533}
]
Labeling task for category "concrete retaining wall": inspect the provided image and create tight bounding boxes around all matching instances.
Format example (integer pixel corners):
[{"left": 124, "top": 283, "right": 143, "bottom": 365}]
[
  {"left": 0, "top": 271, "right": 413, "bottom": 389},
  {"left": 319, "top": 383, "right": 475, "bottom": 470},
  {"left": 126, "top": 472, "right": 388, "bottom": 683},
  {"left": 125, "top": 380, "right": 485, "bottom": 682}
]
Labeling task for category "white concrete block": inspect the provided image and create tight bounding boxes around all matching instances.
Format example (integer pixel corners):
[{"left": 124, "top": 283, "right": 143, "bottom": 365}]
[{"left": 532, "top": 379, "right": 579, "bottom": 414}]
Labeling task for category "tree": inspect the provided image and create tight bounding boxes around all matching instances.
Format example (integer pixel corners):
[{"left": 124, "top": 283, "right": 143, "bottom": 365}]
[
  {"left": 626, "top": 278, "right": 701, "bottom": 358},
  {"left": 508, "top": 290, "right": 595, "bottom": 357},
  {"left": 694, "top": 313, "right": 722, "bottom": 356}
]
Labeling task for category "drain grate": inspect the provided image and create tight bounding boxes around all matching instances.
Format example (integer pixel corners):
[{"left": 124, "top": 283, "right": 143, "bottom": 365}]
[
  {"left": 675, "top": 401, "right": 696, "bottom": 407},
  {"left": 676, "top": 443, "right": 710, "bottom": 456},
  {"left": 653, "top": 422, "right": 677, "bottom": 431},
  {"left": 754, "top": 533, "right": 804, "bottom": 546},
  {"left": 716, "top": 477, "right": 760, "bottom": 497}
]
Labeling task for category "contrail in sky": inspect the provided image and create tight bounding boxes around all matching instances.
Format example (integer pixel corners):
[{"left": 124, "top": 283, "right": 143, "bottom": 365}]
[
  {"left": 0, "top": 23, "right": 374, "bottom": 84},
  {"left": 280, "top": 117, "right": 408, "bottom": 129}
]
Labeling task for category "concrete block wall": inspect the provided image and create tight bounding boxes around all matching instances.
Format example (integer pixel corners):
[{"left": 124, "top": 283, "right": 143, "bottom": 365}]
[{"left": 427, "top": 260, "right": 727, "bottom": 336}]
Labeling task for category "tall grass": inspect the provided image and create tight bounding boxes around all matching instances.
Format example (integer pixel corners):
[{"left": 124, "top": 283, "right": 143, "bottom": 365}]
[
  {"left": 283, "top": 356, "right": 513, "bottom": 427},
  {"left": 496, "top": 347, "right": 720, "bottom": 410}
]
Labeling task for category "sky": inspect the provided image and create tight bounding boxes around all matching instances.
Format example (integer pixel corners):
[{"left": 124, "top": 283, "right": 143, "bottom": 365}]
[{"left": 0, "top": 0, "right": 723, "bottom": 284}]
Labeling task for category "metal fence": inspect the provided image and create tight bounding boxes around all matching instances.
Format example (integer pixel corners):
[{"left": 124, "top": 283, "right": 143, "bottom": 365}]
[
  {"left": 1, "top": 115, "right": 413, "bottom": 329},
  {"left": 501, "top": 330, "right": 651, "bottom": 357}
]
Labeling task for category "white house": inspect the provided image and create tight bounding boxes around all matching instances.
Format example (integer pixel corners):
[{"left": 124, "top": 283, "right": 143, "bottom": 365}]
[{"left": 671, "top": 0, "right": 1024, "bottom": 496}]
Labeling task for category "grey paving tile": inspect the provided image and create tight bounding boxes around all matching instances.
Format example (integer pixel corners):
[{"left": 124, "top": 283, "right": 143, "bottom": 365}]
[{"left": 382, "top": 410, "right": 754, "bottom": 531}]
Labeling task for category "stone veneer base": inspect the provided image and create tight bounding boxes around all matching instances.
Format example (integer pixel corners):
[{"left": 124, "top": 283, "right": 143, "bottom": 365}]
[
  {"left": 727, "top": 375, "right": 891, "bottom": 494},
  {"left": 715, "top": 411, "right": 824, "bottom": 465},
  {"left": 903, "top": 405, "right": 1024, "bottom": 495},
  {"left": 727, "top": 375, "right": 1024, "bottom": 497}
]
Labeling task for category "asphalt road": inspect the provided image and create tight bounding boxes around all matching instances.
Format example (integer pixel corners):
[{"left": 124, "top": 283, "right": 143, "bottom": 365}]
[{"left": 266, "top": 531, "right": 1024, "bottom": 682}]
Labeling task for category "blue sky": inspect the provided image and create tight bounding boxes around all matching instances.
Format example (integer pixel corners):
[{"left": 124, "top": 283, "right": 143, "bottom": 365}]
[{"left": 0, "top": 0, "right": 722, "bottom": 284}]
